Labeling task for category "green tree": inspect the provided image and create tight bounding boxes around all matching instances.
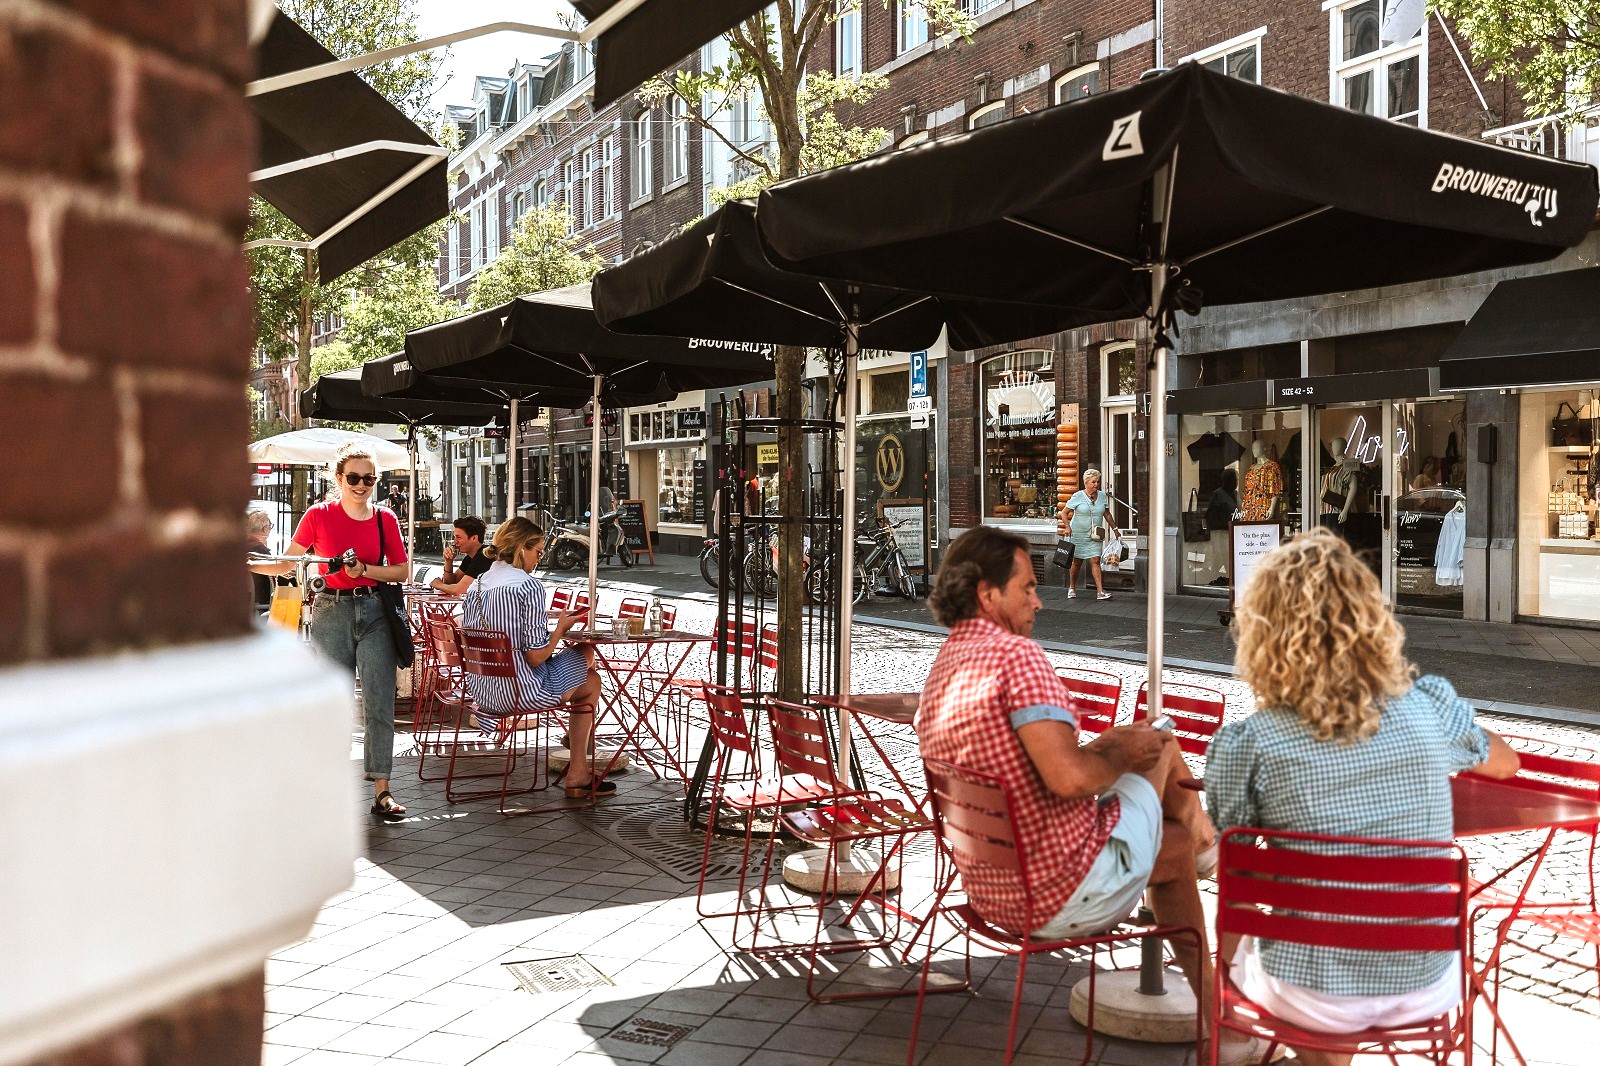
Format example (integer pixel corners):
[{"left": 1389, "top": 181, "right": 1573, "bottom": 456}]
[
  {"left": 335, "top": 253, "right": 460, "bottom": 366},
  {"left": 1431, "top": 0, "right": 1600, "bottom": 120},
  {"left": 246, "top": 0, "right": 443, "bottom": 425},
  {"left": 466, "top": 204, "right": 605, "bottom": 309},
  {"left": 637, "top": 1, "right": 970, "bottom": 701}
]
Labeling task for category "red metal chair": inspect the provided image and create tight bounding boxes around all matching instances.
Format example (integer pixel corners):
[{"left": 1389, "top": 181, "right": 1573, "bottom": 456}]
[
  {"left": 910, "top": 759, "right": 1202, "bottom": 1066},
  {"left": 1056, "top": 667, "right": 1124, "bottom": 738},
  {"left": 454, "top": 627, "right": 592, "bottom": 815},
  {"left": 694, "top": 687, "right": 861, "bottom": 949},
  {"left": 415, "top": 617, "right": 472, "bottom": 783},
  {"left": 1211, "top": 827, "right": 1474, "bottom": 1065},
  {"left": 1465, "top": 736, "right": 1600, "bottom": 1037},
  {"left": 1135, "top": 679, "right": 1226, "bottom": 759}
]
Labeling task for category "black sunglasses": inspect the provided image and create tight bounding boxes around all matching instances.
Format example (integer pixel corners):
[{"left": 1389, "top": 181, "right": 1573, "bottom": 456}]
[{"left": 343, "top": 473, "right": 378, "bottom": 487}]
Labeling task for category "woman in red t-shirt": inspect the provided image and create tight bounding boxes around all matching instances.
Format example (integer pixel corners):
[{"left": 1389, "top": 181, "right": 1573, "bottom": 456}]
[{"left": 256, "top": 443, "right": 411, "bottom": 820}]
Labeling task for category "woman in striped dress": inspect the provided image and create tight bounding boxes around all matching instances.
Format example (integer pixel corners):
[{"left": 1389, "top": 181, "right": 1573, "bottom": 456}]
[{"left": 461, "top": 518, "right": 612, "bottom": 798}]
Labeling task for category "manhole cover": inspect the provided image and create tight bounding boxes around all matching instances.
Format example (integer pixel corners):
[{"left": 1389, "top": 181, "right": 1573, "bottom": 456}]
[
  {"left": 610, "top": 1015, "right": 696, "bottom": 1049},
  {"left": 504, "top": 956, "right": 613, "bottom": 994},
  {"left": 584, "top": 798, "right": 797, "bottom": 882}
]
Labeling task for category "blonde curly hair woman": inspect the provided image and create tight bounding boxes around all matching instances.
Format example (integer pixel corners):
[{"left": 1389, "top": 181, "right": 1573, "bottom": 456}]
[{"left": 1205, "top": 528, "right": 1518, "bottom": 1062}]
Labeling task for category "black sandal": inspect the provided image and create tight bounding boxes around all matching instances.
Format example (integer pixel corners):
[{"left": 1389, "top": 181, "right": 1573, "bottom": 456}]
[
  {"left": 371, "top": 790, "right": 407, "bottom": 821},
  {"left": 562, "top": 778, "right": 618, "bottom": 800}
]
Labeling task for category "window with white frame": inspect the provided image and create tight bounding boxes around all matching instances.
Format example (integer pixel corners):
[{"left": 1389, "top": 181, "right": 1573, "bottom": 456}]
[
  {"left": 1054, "top": 63, "right": 1100, "bottom": 103},
  {"left": 581, "top": 147, "right": 597, "bottom": 228},
  {"left": 964, "top": 0, "right": 1002, "bottom": 14},
  {"left": 447, "top": 224, "right": 460, "bottom": 282},
  {"left": 563, "top": 159, "right": 577, "bottom": 230},
  {"left": 981, "top": 350, "right": 1057, "bottom": 523},
  {"left": 666, "top": 97, "right": 689, "bottom": 182},
  {"left": 1192, "top": 32, "right": 1262, "bottom": 83},
  {"left": 469, "top": 200, "right": 484, "bottom": 270},
  {"left": 898, "top": 3, "right": 928, "bottom": 55},
  {"left": 897, "top": 130, "right": 930, "bottom": 149},
  {"left": 969, "top": 101, "right": 1006, "bottom": 130},
  {"left": 575, "top": 42, "right": 591, "bottom": 80},
  {"left": 631, "top": 112, "right": 653, "bottom": 200},
  {"left": 534, "top": 179, "right": 546, "bottom": 209},
  {"left": 1331, "top": 0, "right": 1423, "bottom": 125},
  {"left": 835, "top": 4, "right": 860, "bottom": 77},
  {"left": 601, "top": 136, "right": 616, "bottom": 216},
  {"left": 486, "top": 194, "right": 498, "bottom": 260},
  {"left": 731, "top": 92, "right": 766, "bottom": 145}
]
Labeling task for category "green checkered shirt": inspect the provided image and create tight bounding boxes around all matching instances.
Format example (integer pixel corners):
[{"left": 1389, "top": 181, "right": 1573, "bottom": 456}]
[{"left": 1206, "top": 675, "right": 1489, "bottom": 996}]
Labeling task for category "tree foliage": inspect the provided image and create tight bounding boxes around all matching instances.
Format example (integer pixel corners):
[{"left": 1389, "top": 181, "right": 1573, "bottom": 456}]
[
  {"left": 1432, "top": 0, "right": 1600, "bottom": 119},
  {"left": 466, "top": 204, "right": 605, "bottom": 309}
]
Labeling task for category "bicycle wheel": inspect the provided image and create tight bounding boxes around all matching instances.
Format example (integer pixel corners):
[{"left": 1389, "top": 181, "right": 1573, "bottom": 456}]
[
  {"left": 893, "top": 556, "right": 916, "bottom": 599},
  {"left": 745, "top": 553, "right": 778, "bottom": 598},
  {"left": 851, "top": 563, "right": 869, "bottom": 606},
  {"left": 804, "top": 559, "right": 829, "bottom": 605},
  {"left": 699, "top": 545, "right": 719, "bottom": 589}
]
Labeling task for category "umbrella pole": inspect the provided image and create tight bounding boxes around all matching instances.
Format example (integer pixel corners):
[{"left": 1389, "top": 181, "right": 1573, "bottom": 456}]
[
  {"left": 406, "top": 421, "right": 417, "bottom": 567},
  {"left": 1145, "top": 266, "right": 1170, "bottom": 719},
  {"left": 508, "top": 395, "right": 519, "bottom": 520},
  {"left": 587, "top": 374, "right": 602, "bottom": 621}
]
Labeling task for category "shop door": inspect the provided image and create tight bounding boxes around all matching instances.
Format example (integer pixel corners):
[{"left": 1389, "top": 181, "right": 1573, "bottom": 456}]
[
  {"left": 1389, "top": 399, "right": 1467, "bottom": 615},
  {"left": 1314, "top": 404, "right": 1386, "bottom": 590},
  {"left": 1104, "top": 406, "right": 1136, "bottom": 529}
]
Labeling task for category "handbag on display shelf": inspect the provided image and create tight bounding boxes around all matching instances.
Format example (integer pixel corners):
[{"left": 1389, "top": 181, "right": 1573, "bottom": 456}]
[
  {"left": 1551, "top": 402, "right": 1595, "bottom": 447},
  {"left": 1181, "top": 489, "right": 1209, "bottom": 543}
]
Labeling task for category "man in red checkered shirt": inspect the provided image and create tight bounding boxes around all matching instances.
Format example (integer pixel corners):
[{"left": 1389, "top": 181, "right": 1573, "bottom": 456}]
[{"left": 919, "top": 526, "right": 1241, "bottom": 1056}]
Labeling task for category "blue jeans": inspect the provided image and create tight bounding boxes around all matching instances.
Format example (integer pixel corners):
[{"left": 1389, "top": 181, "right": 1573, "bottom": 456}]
[{"left": 309, "top": 593, "right": 396, "bottom": 780}]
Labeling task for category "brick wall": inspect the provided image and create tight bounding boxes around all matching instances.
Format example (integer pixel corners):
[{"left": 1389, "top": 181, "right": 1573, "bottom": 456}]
[{"left": 1, "top": 0, "right": 261, "bottom": 1060}]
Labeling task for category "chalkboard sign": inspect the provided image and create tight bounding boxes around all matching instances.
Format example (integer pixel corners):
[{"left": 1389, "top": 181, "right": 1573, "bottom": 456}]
[
  {"left": 617, "top": 499, "right": 654, "bottom": 563},
  {"left": 692, "top": 459, "right": 708, "bottom": 523}
]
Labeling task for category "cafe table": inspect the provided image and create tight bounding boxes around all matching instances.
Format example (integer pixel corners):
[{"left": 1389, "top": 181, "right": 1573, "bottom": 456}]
[
  {"left": 1451, "top": 772, "right": 1600, "bottom": 1066},
  {"left": 812, "top": 692, "right": 923, "bottom": 804},
  {"left": 568, "top": 628, "right": 711, "bottom": 784}
]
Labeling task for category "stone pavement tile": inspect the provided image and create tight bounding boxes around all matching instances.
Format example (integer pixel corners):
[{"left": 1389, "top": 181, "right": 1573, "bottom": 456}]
[
  {"left": 290, "top": 1050, "right": 386, "bottom": 1065},
  {"left": 843, "top": 1031, "right": 922, "bottom": 1064},
  {"left": 656, "top": 1039, "right": 753, "bottom": 1066},
  {"left": 759, "top": 1021, "right": 856, "bottom": 1057},
  {"left": 262, "top": 1047, "right": 307, "bottom": 1065},
  {"left": 274, "top": 940, "right": 369, "bottom": 968},
  {"left": 290, "top": 966, "right": 391, "bottom": 994},
  {"left": 436, "top": 999, "right": 549, "bottom": 1042},
  {"left": 341, "top": 972, "right": 441, "bottom": 1001},
  {"left": 320, "top": 1024, "right": 427, "bottom": 1058},
  {"left": 1013, "top": 1026, "right": 1093, "bottom": 1060},
  {"left": 268, "top": 960, "right": 321, "bottom": 985},
  {"left": 787, "top": 1001, "right": 884, "bottom": 1032},
  {"left": 496, "top": 1016, "right": 595, "bottom": 1053},
  {"left": 1093, "top": 1037, "right": 1193, "bottom": 1065},
  {"left": 369, "top": 1000, "right": 474, "bottom": 1033},
  {"left": 680, "top": 1016, "right": 780, "bottom": 1047},
  {"left": 302, "top": 993, "right": 403, "bottom": 1026},
  {"left": 267, "top": 985, "right": 341, "bottom": 1016},
  {"left": 422, "top": 885, "right": 498, "bottom": 905},
  {"left": 453, "top": 903, "right": 525, "bottom": 924},
  {"left": 412, "top": 980, "right": 515, "bottom": 1011},
  {"left": 264, "top": 1016, "right": 360, "bottom": 1050},
  {"left": 711, "top": 993, "right": 806, "bottom": 1027},
  {"left": 640, "top": 987, "right": 738, "bottom": 1017},
  {"left": 386, "top": 1031, "right": 499, "bottom": 1065},
  {"left": 389, "top": 956, "right": 485, "bottom": 984}
]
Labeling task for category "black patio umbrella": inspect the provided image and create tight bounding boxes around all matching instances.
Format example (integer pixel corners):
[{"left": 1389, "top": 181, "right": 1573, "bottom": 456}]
[
  {"left": 754, "top": 62, "right": 1599, "bottom": 712},
  {"left": 250, "top": 9, "right": 449, "bottom": 282},
  {"left": 304, "top": 366, "right": 501, "bottom": 561},
  {"left": 405, "top": 283, "right": 776, "bottom": 610},
  {"left": 574, "top": 0, "right": 773, "bottom": 110}
]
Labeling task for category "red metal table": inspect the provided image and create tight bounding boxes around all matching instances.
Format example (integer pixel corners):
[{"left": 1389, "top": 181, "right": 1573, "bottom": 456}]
[
  {"left": 570, "top": 629, "right": 712, "bottom": 784},
  {"left": 1451, "top": 773, "right": 1600, "bottom": 1066}
]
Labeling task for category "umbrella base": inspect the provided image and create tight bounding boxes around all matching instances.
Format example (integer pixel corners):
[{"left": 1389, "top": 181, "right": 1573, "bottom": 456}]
[
  {"left": 1069, "top": 970, "right": 1196, "bottom": 1042},
  {"left": 781, "top": 847, "right": 900, "bottom": 895}
]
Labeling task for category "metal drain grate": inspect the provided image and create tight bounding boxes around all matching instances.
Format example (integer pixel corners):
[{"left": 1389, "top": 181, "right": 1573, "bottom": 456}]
[
  {"left": 504, "top": 955, "right": 613, "bottom": 994},
  {"left": 583, "top": 798, "right": 795, "bottom": 882},
  {"left": 609, "top": 1015, "right": 696, "bottom": 1049}
]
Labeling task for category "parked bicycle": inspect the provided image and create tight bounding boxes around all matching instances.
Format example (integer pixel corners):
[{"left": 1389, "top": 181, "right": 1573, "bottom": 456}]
[{"left": 805, "top": 516, "right": 919, "bottom": 605}]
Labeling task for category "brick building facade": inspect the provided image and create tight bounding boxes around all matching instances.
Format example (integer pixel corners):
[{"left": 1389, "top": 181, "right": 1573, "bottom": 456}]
[{"left": 2, "top": 2, "right": 353, "bottom": 1064}]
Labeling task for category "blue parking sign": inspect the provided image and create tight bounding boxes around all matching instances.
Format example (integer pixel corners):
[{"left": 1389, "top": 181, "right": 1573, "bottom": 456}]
[{"left": 909, "top": 351, "right": 928, "bottom": 398}]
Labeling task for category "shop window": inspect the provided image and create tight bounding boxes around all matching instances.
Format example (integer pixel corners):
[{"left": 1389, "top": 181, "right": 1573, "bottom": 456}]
[
  {"left": 1392, "top": 399, "right": 1467, "bottom": 613},
  {"left": 1331, "top": 0, "right": 1424, "bottom": 126},
  {"left": 657, "top": 447, "right": 698, "bottom": 524},
  {"left": 1518, "top": 389, "right": 1600, "bottom": 622},
  {"left": 869, "top": 371, "right": 909, "bottom": 414},
  {"left": 981, "top": 351, "right": 1057, "bottom": 523},
  {"left": 1178, "top": 409, "right": 1303, "bottom": 590}
]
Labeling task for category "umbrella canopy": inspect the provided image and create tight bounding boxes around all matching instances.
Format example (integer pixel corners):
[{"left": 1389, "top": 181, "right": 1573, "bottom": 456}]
[
  {"left": 749, "top": 61, "right": 1597, "bottom": 722},
  {"left": 757, "top": 63, "right": 1598, "bottom": 350},
  {"left": 594, "top": 199, "right": 1075, "bottom": 350},
  {"left": 404, "top": 282, "right": 776, "bottom": 403},
  {"left": 303, "top": 367, "right": 499, "bottom": 426},
  {"left": 248, "top": 427, "right": 410, "bottom": 469},
  {"left": 250, "top": 9, "right": 449, "bottom": 282},
  {"left": 575, "top": 0, "right": 772, "bottom": 110}
]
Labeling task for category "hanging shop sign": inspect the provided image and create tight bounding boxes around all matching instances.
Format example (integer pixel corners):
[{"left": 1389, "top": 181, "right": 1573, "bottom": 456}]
[
  {"left": 676, "top": 409, "right": 707, "bottom": 432},
  {"left": 756, "top": 443, "right": 780, "bottom": 465}
]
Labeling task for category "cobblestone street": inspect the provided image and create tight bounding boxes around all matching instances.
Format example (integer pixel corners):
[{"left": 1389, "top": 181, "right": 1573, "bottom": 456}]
[{"left": 264, "top": 585, "right": 1600, "bottom": 1065}]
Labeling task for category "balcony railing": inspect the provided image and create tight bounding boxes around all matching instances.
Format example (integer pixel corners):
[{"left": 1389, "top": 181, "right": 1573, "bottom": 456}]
[{"left": 1482, "top": 103, "right": 1600, "bottom": 171}]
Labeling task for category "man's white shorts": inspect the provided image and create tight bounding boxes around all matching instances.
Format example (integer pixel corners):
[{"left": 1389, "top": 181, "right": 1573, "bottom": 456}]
[
  {"left": 1031, "top": 774, "right": 1163, "bottom": 940},
  {"left": 1231, "top": 937, "right": 1461, "bottom": 1032}
]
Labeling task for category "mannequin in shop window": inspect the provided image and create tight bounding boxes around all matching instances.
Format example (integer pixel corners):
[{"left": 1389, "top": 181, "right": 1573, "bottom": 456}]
[
  {"left": 1240, "top": 441, "right": 1283, "bottom": 522},
  {"left": 1320, "top": 439, "right": 1364, "bottom": 528}
]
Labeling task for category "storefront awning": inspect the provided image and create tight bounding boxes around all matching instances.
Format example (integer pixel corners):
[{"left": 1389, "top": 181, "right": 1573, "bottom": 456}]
[
  {"left": 575, "top": 1, "right": 773, "bottom": 110},
  {"left": 1168, "top": 380, "right": 1273, "bottom": 414},
  {"left": 1168, "top": 368, "right": 1440, "bottom": 413},
  {"left": 1440, "top": 267, "right": 1600, "bottom": 390}
]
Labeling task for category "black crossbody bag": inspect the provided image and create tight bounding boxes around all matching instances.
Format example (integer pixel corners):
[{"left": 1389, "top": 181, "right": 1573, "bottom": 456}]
[{"left": 373, "top": 511, "right": 415, "bottom": 668}]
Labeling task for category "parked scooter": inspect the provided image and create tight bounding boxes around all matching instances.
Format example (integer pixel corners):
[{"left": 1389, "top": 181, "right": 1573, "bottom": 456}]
[{"left": 542, "top": 511, "right": 634, "bottom": 571}]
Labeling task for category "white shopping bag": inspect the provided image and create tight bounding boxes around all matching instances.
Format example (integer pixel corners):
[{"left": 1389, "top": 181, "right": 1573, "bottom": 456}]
[{"left": 1102, "top": 531, "right": 1124, "bottom": 570}]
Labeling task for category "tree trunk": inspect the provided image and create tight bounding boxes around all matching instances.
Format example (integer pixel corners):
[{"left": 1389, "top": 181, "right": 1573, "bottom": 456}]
[
  {"left": 773, "top": 342, "right": 806, "bottom": 702},
  {"left": 293, "top": 252, "right": 314, "bottom": 429}
]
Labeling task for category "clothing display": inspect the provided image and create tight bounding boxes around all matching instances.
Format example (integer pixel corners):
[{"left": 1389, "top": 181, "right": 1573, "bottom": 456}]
[
  {"left": 1434, "top": 504, "right": 1466, "bottom": 587},
  {"left": 1186, "top": 431, "right": 1246, "bottom": 499},
  {"left": 1205, "top": 486, "right": 1239, "bottom": 533},
  {"left": 1241, "top": 460, "right": 1283, "bottom": 521}
]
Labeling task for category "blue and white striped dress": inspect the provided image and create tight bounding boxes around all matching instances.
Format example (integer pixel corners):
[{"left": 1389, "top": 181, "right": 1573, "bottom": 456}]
[{"left": 461, "top": 562, "right": 590, "bottom": 716}]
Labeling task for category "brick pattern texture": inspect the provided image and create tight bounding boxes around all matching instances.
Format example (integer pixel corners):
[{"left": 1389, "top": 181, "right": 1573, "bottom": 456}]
[{"left": 2, "top": 0, "right": 260, "bottom": 1052}]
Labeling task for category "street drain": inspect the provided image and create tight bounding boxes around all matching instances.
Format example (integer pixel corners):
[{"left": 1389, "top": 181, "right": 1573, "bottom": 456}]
[
  {"left": 584, "top": 798, "right": 796, "bottom": 882},
  {"left": 609, "top": 1015, "right": 695, "bottom": 1049},
  {"left": 504, "top": 956, "right": 613, "bottom": 994}
]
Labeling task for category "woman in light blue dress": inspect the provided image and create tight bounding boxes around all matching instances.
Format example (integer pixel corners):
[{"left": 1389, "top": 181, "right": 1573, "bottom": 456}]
[{"left": 1061, "top": 467, "right": 1113, "bottom": 600}]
